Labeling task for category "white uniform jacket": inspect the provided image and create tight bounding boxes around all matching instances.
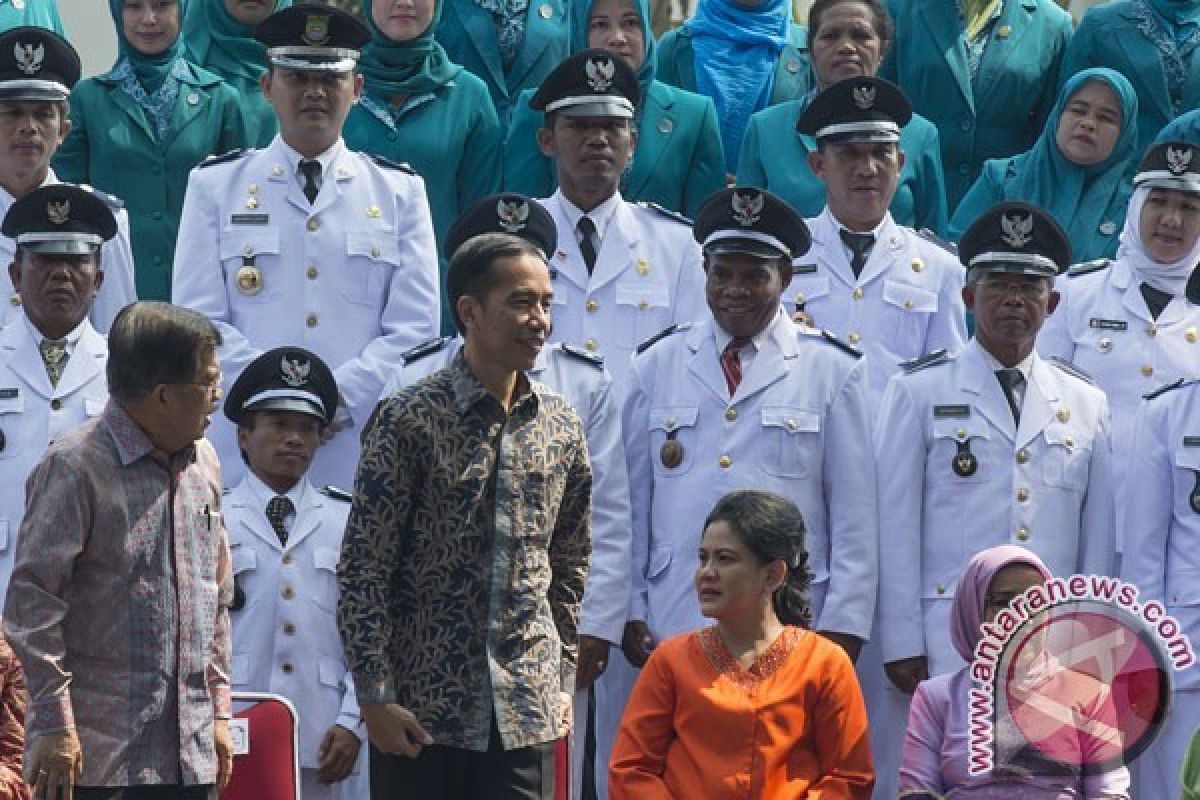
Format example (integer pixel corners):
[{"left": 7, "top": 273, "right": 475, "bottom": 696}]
[
  {"left": 171, "top": 137, "right": 439, "bottom": 488},
  {"left": 622, "top": 312, "right": 878, "bottom": 641},
  {"left": 0, "top": 317, "right": 107, "bottom": 597},
  {"left": 794, "top": 208, "right": 967, "bottom": 399},
  {"left": 538, "top": 191, "right": 706, "bottom": 385},
  {"left": 226, "top": 476, "right": 361, "bottom": 770},
  {"left": 383, "top": 337, "right": 632, "bottom": 646},
  {"left": 0, "top": 170, "right": 136, "bottom": 334},
  {"left": 876, "top": 340, "right": 1116, "bottom": 675}
]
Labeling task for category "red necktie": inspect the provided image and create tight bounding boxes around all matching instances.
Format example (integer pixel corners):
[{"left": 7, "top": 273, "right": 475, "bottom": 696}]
[{"left": 721, "top": 339, "right": 749, "bottom": 396}]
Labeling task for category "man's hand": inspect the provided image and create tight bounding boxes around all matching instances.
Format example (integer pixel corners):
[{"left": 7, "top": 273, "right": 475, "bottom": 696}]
[
  {"left": 819, "top": 631, "right": 863, "bottom": 664},
  {"left": 885, "top": 655, "right": 930, "bottom": 694},
  {"left": 214, "top": 718, "right": 234, "bottom": 792},
  {"left": 620, "top": 620, "right": 656, "bottom": 668},
  {"left": 27, "top": 729, "right": 82, "bottom": 800},
  {"left": 575, "top": 635, "right": 611, "bottom": 692},
  {"left": 317, "top": 724, "right": 361, "bottom": 784},
  {"left": 361, "top": 703, "right": 433, "bottom": 759}
]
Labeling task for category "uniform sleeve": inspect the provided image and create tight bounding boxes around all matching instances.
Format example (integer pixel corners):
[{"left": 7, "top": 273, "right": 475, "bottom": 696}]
[
  {"left": 332, "top": 174, "right": 441, "bottom": 430},
  {"left": 909, "top": 122, "right": 949, "bottom": 237},
  {"left": 810, "top": 643, "right": 876, "bottom": 798},
  {"left": 549, "top": 421, "right": 593, "bottom": 690},
  {"left": 337, "top": 670, "right": 363, "bottom": 739},
  {"left": 1119, "top": 399, "right": 1172, "bottom": 602},
  {"left": 816, "top": 358, "right": 878, "bottom": 641},
  {"left": 577, "top": 374, "right": 633, "bottom": 645},
  {"left": 458, "top": 92, "right": 503, "bottom": 211},
  {"left": 948, "top": 160, "right": 1005, "bottom": 242},
  {"left": 621, "top": 360, "right": 654, "bottom": 624},
  {"left": 876, "top": 375, "right": 930, "bottom": 663},
  {"left": 897, "top": 680, "right": 949, "bottom": 795},
  {"left": 608, "top": 645, "right": 678, "bottom": 800},
  {"left": 90, "top": 208, "right": 138, "bottom": 334},
  {"left": 1078, "top": 392, "right": 1116, "bottom": 577},
  {"left": 502, "top": 93, "right": 555, "bottom": 198},
  {"left": 682, "top": 96, "right": 726, "bottom": 219},
  {"left": 51, "top": 84, "right": 89, "bottom": 184}
]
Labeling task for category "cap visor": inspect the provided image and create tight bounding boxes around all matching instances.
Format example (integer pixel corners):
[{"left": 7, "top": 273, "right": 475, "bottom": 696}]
[
  {"left": 704, "top": 238, "right": 787, "bottom": 259},
  {"left": 556, "top": 101, "right": 634, "bottom": 119},
  {"left": 244, "top": 397, "right": 328, "bottom": 421}
]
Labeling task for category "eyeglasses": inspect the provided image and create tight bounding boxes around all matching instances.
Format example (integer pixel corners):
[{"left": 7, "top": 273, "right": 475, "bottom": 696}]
[{"left": 977, "top": 278, "right": 1050, "bottom": 301}]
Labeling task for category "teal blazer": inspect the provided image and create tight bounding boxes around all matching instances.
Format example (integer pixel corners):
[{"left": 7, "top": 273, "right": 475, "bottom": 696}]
[
  {"left": 949, "top": 156, "right": 1132, "bottom": 262},
  {"left": 654, "top": 24, "right": 814, "bottom": 108},
  {"left": 214, "top": 72, "right": 277, "bottom": 148},
  {"left": 737, "top": 97, "right": 948, "bottom": 234},
  {"left": 503, "top": 80, "right": 724, "bottom": 217},
  {"left": 343, "top": 71, "right": 503, "bottom": 333},
  {"left": 0, "top": 0, "right": 64, "bottom": 34},
  {"left": 54, "top": 63, "right": 253, "bottom": 301},
  {"left": 881, "top": 0, "right": 1072, "bottom": 209},
  {"left": 435, "top": 0, "right": 573, "bottom": 126},
  {"left": 1061, "top": 1, "right": 1200, "bottom": 161}
]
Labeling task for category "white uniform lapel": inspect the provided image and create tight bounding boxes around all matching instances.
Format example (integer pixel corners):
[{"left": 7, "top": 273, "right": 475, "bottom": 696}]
[
  {"left": 287, "top": 480, "right": 323, "bottom": 551},
  {"left": 309, "top": 147, "right": 353, "bottom": 218},
  {"left": 958, "top": 343, "right": 1017, "bottom": 442},
  {"left": 686, "top": 320, "right": 733, "bottom": 406},
  {"left": 264, "top": 139, "right": 311, "bottom": 217},
  {"left": 811, "top": 209, "right": 855, "bottom": 289},
  {"left": 734, "top": 315, "right": 796, "bottom": 403},
  {"left": 587, "top": 201, "right": 636, "bottom": 292},
  {"left": 1015, "top": 355, "right": 1059, "bottom": 450},
  {"left": 53, "top": 322, "right": 104, "bottom": 399},
  {"left": 855, "top": 215, "right": 902, "bottom": 288},
  {"left": 6, "top": 322, "right": 53, "bottom": 400},
  {"left": 542, "top": 195, "right": 590, "bottom": 292},
  {"left": 229, "top": 477, "right": 286, "bottom": 552}
]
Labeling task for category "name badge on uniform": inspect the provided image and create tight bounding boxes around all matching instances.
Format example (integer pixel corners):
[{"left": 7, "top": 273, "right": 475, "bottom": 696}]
[
  {"left": 231, "top": 214, "right": 270, "bottom": 226},
  {"left": 793, "top": 263, "right": 818, "bottom": 274},
  {"left": 1184, "top": 436, "right": 1200, "bottom": 447},
  {"left": 0, "top": 388, "right": 17, "bottom": 399},
  {"left": 933, "top": 404, "right": 970, "bottom": 418},
  {"left": 1089, "top": 318, "right": 1127, "bottom": 331}
]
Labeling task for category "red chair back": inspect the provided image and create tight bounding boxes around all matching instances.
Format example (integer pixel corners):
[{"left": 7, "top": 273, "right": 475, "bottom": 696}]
[{"left": 220, "top": 692, "right": 301, "bottom": 800}]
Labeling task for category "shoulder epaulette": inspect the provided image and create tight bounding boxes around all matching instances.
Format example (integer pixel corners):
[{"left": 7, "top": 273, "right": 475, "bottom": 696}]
[
  {"left": 916, "top": 228, "right": 957, "bottom": 255},
  {"left": 367, "top": 153, "right": 417, "bottom": 175},
  {"left": 901, "top": 349, "right": 950, "bottom": 373},
  {"left": 222, "top": 487, "right": 232, "bottom": 495},
  {"left": 636, "top": 322, "right": 690, "bottom": 354},
  {"left": 320, "top": 485, "right": 353, "bottom": 502},
  {"left": 1144, "top": 377, "right": 1193, "bottom": 401},
  {"left": 638, "top": 202, "right": 693, "bottom": 227},
  {"left": 1067, "top": 258, "right": 1110, "bottom": 278},
  {"left": 401, "top": 336, "right": 451, "bottom": 365},
  {"left": 820, "top": 329, "right": 862, "bottom": 358},
  {"left": 560, "top": 342, "right": 604, "bottom": 367},
  {"left": 78, "top": 184, "right": 124, "bottom": 210},
  {"left": 199, "top": 148, "right": 249, "bottom": 168},
  {"left": 1049, "top": 356, "right": 1096, "bottom": 385}
]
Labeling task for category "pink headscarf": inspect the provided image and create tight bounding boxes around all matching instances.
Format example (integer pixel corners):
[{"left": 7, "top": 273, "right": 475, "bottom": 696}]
[{"left": 950, "top": 546, "right": 1052, "bottom": 662}]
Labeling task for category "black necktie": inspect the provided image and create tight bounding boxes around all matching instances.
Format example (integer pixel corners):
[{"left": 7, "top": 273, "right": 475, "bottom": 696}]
[
  {"left": 299, "top": 159, "right": 321, "bottom": 204},
  {"left": 1140, "top": 282, "right": 1173, "bottom": 320},
  {"left": 996, "top": 368, "right": 1024, "bottom": 425},
  {"left": 266, "top": 495, "right": 294, "bottom": 546},
  {"left": 577, "top": 216, "right": 598, "bottom": 274},
  {"left": 839, "top": 229, "right": 875, "bottom": 279}
]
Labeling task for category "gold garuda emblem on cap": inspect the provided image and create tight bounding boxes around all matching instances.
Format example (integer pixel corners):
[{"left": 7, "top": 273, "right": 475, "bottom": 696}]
[
  {"left": 731, "top": 191, "right": 764, "bottom": 227},
  {"left": 1000, "top": 212, "right": 1034, "bottom": 248},
  {"left": 497, "top": 198, "right": 529, "bottom": 233},
  {"left": 14, "top": 42, "right": 44, "bottom": 76},
  {"left": 1167, "top": 145, "right": 1193, "bottom": 176},
  {"left": 852, "top": 84, "right": 876, "bottom": 110},
  {"left": 281, "top": 355, "right": 311, "bottom": 387},
  {"left": 586, "top": 57, "right": 615, "bottom": 92},
  {"left": 303, "top": 13, "right": 331, "bottom": 46},
  {"left": 47, "top": 199, "right": 69, "bottom": 226}
]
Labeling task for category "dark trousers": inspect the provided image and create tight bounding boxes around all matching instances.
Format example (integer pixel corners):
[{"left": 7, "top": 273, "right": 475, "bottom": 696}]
[
  {"left": 370, "top": 720, "right": 554, "bottom": 800},
  {"left": 74, "top": 787, "right": 216, "bottom": 800}
]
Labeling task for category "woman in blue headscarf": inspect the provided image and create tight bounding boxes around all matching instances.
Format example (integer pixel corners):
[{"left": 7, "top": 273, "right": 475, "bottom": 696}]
[
  {"left": 54, "top": 0, "right": 252, "bottom": 302},
  {"left": 950, "top": 68, "right": 1140, "bottom": 263},
  {"left": 343, "top": 0, "right": 502, "bottom": 335},
  {"left": 1062, "top": 0, "right": 1200, "bottom": 161},
  {"left": 503, "top": 0, "right": 724, "bottom": 216},
  {"left": 182, "top": 0, "right": 292, "bottom": 146},
  {"left": 657, "top": 0, "right": 814, "bottom": 173}
]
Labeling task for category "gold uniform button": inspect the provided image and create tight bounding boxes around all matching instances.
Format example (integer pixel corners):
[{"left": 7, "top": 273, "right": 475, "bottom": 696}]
[
  {"left": 282, "top": 586, "right": 295, "bottom": 600},
  {"left": 9, "top": 293, "right": 19, "bottom": 306},
  {"left": 718, "top": 455, "right": 732, "bottom": 468},
  {"left": 1057, "top": 409, "right": 1070, "bottom": 423},
  {"left": 585, "top": 299, "right": 598, "bottom": 313},
  {"left": 911, "top": 258, "right": 924, "bottom": 273},
  {"left": 638, "top": 300, "right": 648, "bottom": 311},
  {"left": 1017, "top": 488, "right": 1029, "bottom": 503},
  {"left": 281, "top": 662, "right": 294, "bottom": 674},
  {"left": 585, "top": 338, "right": 598, "bottom": 351},
  {"left": 1142, "top": 365, "right": 1154, "bottom": 377},
  {"left": 936, "top": 583, "right": 946, "bottom": 595},
  {"left": 243, "top": 245, "right": 253, "bottom": 257},
  {"left": 955, "top": 428, "right": 967, "bottom": 441},
  {"left": 1016, "top": 449, "right": 1029, "bottom": 464},
  {"left": 50, "top": 399, "right": 62, "bottom": 411},
  {"left": 1188, "top": 328, "right": 1199, "bottom": 343},
  {"left": 282, "top": 553, "right": 293, "bottom": 565},
  {"left": 852, "top": 287, "right": 864, "bottom": 300},
  {"left": 371, "top": 246, "right": 381, "bottom": 258},
  {"left": 283, "top": 623, "right": 296, "bottom": 635},
  {"left": 848, "top": 331, "right": 861, "bottom": 344},
  {"left": 306, "top": 266, "right": 318, "bottom": 279},
  {"left": 794, "top": 292, "right": 806, "bottom": 304},
  {"left": 306, "top": 314, "right": 318, "bottom": 328},
  {"left": 1017, "top": 526, "right": 1030, "bottom": 542},
  {"left": 1146, "top": 324, "right": 1158, "bottom": 337},
  {"left": 306, "top": 217, "right": 319, "bottom": 232},
  {"left": 904, "top": 300, "right": 914, "bottom": 310},
  {"left": 786, "top": 418, "right": 798, "bottom": 431},
  {"left": 724, "top": 408, "right": 737, "bottom": 421}
]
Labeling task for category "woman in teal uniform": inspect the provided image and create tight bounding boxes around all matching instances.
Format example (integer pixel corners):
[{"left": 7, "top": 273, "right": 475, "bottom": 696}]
[
  {"left": 55, "top": 0, "right": 252, "bottom": 301},
  {"left": 435, "top": 0, "right": 572, "bottom": 125},
  {"left": 656, "top": 0, "right": 814, "bottom": 173},
  {"left": 344, "top": 0, "right": 502, "bottom": 334},
  {"left": 950, "top": 68, "right": 1139, "bottom": 262},
  {"left": 1062, "top": 0, "right": 1200, "bottom": 158},
  {"left": 881, "top": 0, "right": 1072, "bottom": 210},
  {"left": 737, "top": 0, "right": 947, "bottom": 233},
  {"left": 182, "top": 0, "right": 292, "bottom": 146},
  {"left": 0, "top": 0, "right": 63, "bottom": 34},
  {"left": 503, "top": 0, "right": 724, "bottom": 216}
]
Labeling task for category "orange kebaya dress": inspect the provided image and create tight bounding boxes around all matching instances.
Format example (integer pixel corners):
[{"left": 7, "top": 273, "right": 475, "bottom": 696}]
[{"left": 609, "top": 625, "right": 874, "bottom": 799}]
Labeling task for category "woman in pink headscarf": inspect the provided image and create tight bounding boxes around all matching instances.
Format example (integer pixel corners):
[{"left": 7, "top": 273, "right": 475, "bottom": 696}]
[{"left": 898, "top": 546, "right": 1131, "bottom": 799}]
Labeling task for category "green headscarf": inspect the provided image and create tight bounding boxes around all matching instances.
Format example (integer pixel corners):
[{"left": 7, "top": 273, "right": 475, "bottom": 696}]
[
  {"left": 358, "top": 0, "right": 462, "bottom": 98},
  {"left": 108, "top": 0, "right": 190, "bottom": 92},
  {"left": 182, "top": 0, "right": 293, "bottom": 85}
]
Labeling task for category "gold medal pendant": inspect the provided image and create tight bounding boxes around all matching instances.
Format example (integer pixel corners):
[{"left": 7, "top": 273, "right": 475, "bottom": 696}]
[
  {"left": 952, "top": 440, "right": 977, "bottom": 477},
  {"left": 660, "top": 434, "right": 683, "bottom": 469},
  {"left": 236, "top": 258, "right": 263, "bottom": 296},
  {"left": 1191, "top": 471, "right": 1200, "bottom": 514}
]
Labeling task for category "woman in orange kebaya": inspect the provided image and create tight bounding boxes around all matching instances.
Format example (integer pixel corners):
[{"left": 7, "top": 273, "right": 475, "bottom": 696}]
[{"left": 609, "top": 490, "right": 874, "bottom": 799}]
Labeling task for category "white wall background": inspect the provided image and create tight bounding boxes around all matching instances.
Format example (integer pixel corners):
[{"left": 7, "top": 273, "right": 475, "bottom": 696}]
[{"left": 61, "top": 1, "right": 117, "bottom": 77}]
